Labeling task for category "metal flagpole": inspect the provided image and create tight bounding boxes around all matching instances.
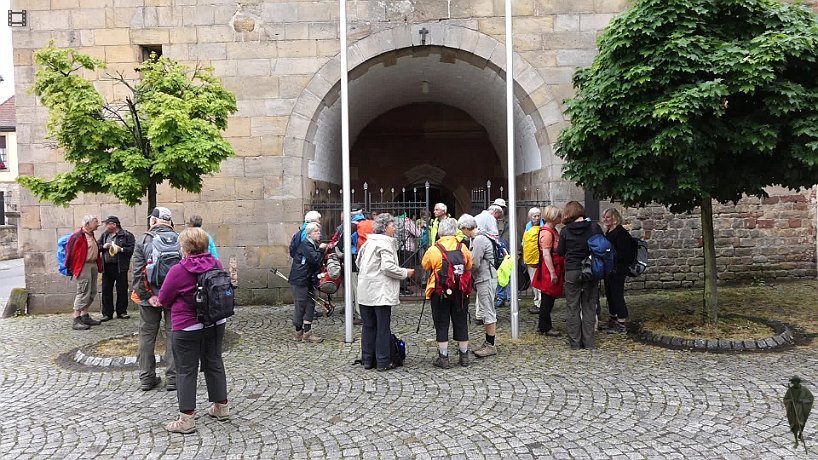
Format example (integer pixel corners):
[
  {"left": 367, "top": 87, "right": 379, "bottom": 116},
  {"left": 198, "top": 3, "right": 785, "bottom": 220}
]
[
  {"left": 505, "top": 0, "right": 519, "bottom": 339},
  {"left": 340, "top": 0, "right": 354, "bottom": 343}
]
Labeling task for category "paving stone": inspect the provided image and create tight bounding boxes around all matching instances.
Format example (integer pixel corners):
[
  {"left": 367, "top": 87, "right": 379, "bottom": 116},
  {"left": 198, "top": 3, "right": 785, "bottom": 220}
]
[{"left": 0, "top": 304, "right": 812, "bottom": 458}]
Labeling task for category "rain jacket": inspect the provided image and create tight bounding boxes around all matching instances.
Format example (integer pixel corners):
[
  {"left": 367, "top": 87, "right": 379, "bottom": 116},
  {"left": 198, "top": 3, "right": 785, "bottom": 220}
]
[
  {"left": 355, "top": 233, "right": 409, "bottom": 306},
  {"left": 159, "top": 253, "right": 223, "bottom": 331},
  {"left": 557, "top": 219, "right": 602, "bottom": 271},
  {"left": 421, "top": 235, "right": 473, "bottom": 299}
]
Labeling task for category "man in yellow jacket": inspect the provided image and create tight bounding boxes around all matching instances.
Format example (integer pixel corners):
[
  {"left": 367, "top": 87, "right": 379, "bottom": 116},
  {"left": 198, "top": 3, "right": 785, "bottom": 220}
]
[{"left": 422, "top": 217, "right": 473, "bottom": 369}]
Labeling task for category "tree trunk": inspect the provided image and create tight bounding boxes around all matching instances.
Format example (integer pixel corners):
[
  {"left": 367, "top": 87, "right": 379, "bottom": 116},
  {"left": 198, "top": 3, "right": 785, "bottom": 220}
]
[
  {"left": 148, "top": 181, "right": 157, "bottom": 220},
  {"left": 700, "top": 195, "right": 718, "bottom": 324}
]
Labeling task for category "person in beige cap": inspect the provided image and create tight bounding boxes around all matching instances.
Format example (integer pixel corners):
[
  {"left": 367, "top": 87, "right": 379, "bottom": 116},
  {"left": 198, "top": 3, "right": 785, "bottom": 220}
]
[
  {"left": 133, "top": 206, "right": 179, "bottom": 391},
  {"left": 97, "top": 216, "right": 135, "bottom": 321}
]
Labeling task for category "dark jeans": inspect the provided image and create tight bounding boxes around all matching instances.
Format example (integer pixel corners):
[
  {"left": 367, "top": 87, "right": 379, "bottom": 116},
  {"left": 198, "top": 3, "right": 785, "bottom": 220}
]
[
  {"left": 537, "top": 295, "right": 556, "bottom": 332},
  {"left": 172, "top": 324, "right": 228, "bottom": 413},
  {"left": 430, "top": 294, "right": 469, "bottom": 343},
  {"left": 360, "top": 304, "right": 392, "bottom": 368},
  {"left": 291, "top": 284, "right": 315, "bottom": 327},
  {"left": 605, "top": 273, "right": 628, "bottom": 319},
  {"left": 101, "top": 264, "right": 128, "bottom": 317}
]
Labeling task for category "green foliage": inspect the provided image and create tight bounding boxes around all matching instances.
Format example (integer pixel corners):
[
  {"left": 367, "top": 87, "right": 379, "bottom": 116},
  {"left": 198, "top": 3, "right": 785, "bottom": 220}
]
[
  {"left": 556, "top": 0, "right": 818, "bottom": 213},
  {"left": 19, "top": 43, "right": 238, "bottom": 207}
]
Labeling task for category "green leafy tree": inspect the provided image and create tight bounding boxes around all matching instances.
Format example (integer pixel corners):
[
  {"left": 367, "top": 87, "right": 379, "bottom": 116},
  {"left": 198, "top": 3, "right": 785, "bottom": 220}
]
[
  {"left": 19, "top": 43, "right": 237, "bottom": 213},
  {"left": 556, "top": 0, "right": 818, "bottom": 323}
]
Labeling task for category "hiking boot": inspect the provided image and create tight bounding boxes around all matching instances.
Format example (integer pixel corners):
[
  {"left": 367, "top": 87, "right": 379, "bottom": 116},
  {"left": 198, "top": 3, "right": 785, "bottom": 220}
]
[
  {"left": 141, "top": 376, "right": 161, "bottom": 391},
  {"left": 165, "top": 412, "right": 196, "bottom": 434},
  {"left": 432, "top": 352, "right": 450, "bottom": 369},
  {"left": 81, "top": 314, "right": 101, "bottom": 326},
  {"left": 100, "top": 315, "right": 112, "bottom": 322},
  {"left": 606, "top": 316, "right": 617, "bottom": 330},
  {"left": 293, "top": 330, "right": 304, "bottom": 341},
  {"left": 607, "top": 322, "right": 627, "bottom": 334},
  {"left": 458, "top": 350, "right": 470, "bottom": 367},
  {"left": 72, "top": 317, "right": 90, "bottom": 330},
  {"left": 473, "top": 342, "right": 496, "bottom": 358},
  {"left": 471, "top": 342, "right": 486, "bottom": 354},
  {"left": 166, "top": 380, "right": 176, "bottom": 392},
  {"left": 302, "top": 331, "right": 324, "bottom": 343},
  {"left": 206, "top": 402, "right": 230, "bottom": 420}
]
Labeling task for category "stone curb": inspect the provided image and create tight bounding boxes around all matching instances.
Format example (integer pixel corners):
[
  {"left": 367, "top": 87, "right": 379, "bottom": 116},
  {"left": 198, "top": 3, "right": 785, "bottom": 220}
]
[
  {"left": 632, "top": 316, "right": 796, "bottom": 352},
  {"left": 73, "top": 333, "right": 162, "bottom": 369}
]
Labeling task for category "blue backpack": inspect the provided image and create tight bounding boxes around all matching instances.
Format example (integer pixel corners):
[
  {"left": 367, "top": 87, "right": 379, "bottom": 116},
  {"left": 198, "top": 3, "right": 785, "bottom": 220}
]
[
  {"left": 582, "top": 234, "right": 616, "bottom": 281},
  {"left": 57, "top": 233, "right": 73, "bottom": 276}
]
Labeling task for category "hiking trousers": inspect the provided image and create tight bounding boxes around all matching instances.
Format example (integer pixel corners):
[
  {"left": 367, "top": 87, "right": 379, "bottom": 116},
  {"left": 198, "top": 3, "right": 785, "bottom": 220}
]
[
  {"left": 138, "top": 305, "right": 176, "bottom": 385},
  {"left": 172, "top": 323, "right": 227, "bottom": 413},
  {"left": 564, "top": 269, "right": 598, "bottom": 349}
]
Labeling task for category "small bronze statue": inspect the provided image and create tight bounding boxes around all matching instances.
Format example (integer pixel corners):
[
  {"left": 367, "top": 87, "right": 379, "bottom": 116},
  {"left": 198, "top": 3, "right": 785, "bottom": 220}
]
[{"left": 784, "top": 376, "right": 814, "bottom": 453}]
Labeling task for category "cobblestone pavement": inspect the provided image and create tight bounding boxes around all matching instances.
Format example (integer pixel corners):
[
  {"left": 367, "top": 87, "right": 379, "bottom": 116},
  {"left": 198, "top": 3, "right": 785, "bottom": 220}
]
[{"left": 1, "top": 302, "right": 815, "bottom": 459}]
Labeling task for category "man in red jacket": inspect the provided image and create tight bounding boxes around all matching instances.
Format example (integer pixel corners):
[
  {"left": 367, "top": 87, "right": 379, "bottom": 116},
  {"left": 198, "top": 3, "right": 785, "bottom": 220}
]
[{"left": 65, "top": 215, "right": 104, "bottom": 330}]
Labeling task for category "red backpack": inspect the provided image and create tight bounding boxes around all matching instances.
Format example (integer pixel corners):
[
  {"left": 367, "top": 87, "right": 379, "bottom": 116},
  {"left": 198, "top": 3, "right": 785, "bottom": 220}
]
[{"left": 433, "top": 242, "right": 472, "bottom": 307}]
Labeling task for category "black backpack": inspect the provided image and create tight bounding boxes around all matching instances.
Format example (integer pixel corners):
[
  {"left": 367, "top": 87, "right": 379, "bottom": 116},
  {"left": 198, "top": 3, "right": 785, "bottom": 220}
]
[
  {"left": 195, "top": 269, "right": 236, "bottom": 327},
  {"left": 390, "top": 334, "right": 406, "bottom": 367}
]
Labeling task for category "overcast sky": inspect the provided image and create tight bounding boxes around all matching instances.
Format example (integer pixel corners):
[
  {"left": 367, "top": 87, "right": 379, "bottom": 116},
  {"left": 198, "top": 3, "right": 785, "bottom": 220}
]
[{"left": 1, "top": 0, "right": 15, "bottom": 103}]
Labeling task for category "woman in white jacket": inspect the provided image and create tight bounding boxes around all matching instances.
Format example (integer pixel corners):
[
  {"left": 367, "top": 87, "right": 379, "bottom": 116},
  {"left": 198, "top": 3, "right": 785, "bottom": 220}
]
[{"left": 356, "top": 213, "right": 415, "bottom": 371}]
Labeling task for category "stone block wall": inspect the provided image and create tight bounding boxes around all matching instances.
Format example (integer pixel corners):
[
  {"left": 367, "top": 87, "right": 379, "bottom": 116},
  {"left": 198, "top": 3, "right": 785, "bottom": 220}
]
[
  {"left": 0, "top": 225, "right": 19, "bottom": 260},
  {"left": 619, "top": 188, "right": 817, "bottom": 290}
]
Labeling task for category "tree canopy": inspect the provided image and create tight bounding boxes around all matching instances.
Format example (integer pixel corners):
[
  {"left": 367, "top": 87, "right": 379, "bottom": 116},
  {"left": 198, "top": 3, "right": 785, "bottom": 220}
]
[
  {"left": 556, "top": 0, "right": 818, "bottom": 213},
  {"left": 19, "top": 43, "right": 237, "bottom": 210}
]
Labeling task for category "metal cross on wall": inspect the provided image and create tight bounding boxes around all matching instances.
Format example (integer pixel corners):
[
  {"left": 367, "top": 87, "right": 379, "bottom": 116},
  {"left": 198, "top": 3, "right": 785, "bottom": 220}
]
[{"left": 418, "top": 27, "right": 429, "bottom": 45}]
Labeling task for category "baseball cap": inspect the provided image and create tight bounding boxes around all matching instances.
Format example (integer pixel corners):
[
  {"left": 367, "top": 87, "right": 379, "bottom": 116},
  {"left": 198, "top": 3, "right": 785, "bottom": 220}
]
[
  {"left": 492, "top": 198, "right": 507, "bottom": 208},
  {"left": 103, "top": 215, "right": 120, "bottom": 225},
  {"left": 151, "top": 206, "right": 172, "bottom": 221}
]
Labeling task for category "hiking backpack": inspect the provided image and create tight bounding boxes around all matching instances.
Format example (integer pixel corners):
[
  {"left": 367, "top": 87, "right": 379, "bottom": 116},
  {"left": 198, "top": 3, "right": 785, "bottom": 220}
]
[
  {"left": 487, "top": 236, "right": 508, "bottom": 270},
  {"left": 56, "top": 232, "right": 74, "bottom": 276},
  {"left": 628, "top": 237, "right": 649, "bottom": 277},
  {"left": 288, "top": 228, "right": 301, "bottom": 259},
  {"left": 145, "top": 231, "right": 182, "bottom": 290},
  {"left": 390, "top": 334, "right": 406, "bottom": 367},
  {"left": 195, "top": 269, "right": 236, "bottom": 327},
  {"left": 434, "top": 242, "right": 473, "bottom": 301},
  {"left": 356, "top": 219, "right": 374, "bottom": 251},
  {"left": 582, "top": 234, "right": 616, "bottom": 281},
  {"left": 522, "top": 225, "right": 542, "bottom": 265}
]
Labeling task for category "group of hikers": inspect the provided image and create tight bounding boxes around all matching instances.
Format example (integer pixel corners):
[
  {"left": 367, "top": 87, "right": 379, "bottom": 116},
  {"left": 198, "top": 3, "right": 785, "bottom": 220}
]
[
  {"left": 287, "top": 199, "right": 639, "bottom": 371},
  {"left": 61, "top": 208, "right": 232, "bottom": 434}
]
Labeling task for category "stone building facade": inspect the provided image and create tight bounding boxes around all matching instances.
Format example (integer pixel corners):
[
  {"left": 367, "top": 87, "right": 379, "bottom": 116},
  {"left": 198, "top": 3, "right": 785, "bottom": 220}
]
[{"left": 9, "top": 1, "right": 818, "bottom": 312}]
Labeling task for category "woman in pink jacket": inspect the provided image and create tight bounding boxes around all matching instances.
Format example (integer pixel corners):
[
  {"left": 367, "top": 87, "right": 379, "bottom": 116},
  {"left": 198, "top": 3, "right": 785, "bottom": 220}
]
[{"left": 159, "top": 227, "right": 229, "bottom": 434}]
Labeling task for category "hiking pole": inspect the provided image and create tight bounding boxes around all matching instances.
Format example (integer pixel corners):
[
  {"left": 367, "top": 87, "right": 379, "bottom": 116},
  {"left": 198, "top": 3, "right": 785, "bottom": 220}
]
[
  {"left": 416, "top": 297, "right": 427, "bottom": 334},
  {"left": 270, "top": 268, "right": 334, "bottom": 316}
]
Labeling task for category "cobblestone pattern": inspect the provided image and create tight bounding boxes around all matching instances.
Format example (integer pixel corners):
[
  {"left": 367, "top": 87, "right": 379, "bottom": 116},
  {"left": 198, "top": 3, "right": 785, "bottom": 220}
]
[{"left": 1, "top": 303, "right": 814, "bottom": 458}]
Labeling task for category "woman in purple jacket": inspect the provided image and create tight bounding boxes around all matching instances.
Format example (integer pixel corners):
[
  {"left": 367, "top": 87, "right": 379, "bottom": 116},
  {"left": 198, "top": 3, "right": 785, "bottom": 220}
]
[{"left": 159, "top": 227, "right": 229, "bottom": 434}]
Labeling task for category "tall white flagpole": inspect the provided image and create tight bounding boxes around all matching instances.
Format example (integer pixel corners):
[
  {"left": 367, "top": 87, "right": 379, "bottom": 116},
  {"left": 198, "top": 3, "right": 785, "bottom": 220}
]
[
  {"left": 340, "top": 0, "right": 354, "bottom": 343},
  {"left": 505, "top": 0, "right": 519, "bottom": 339}
]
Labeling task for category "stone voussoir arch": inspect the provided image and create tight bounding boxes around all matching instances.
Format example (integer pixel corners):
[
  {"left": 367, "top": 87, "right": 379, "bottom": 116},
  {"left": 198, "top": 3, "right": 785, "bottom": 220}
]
[{"left": 282, "top": 23, "right": 567, "bottom": 167}]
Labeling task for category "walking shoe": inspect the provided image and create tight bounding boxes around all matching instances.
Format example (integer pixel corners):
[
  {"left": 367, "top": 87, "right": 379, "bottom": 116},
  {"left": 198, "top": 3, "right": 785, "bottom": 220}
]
[
  {"left": 166, "top": 381, "right": 177, "bottom": 392},
  {"left": 471, "top": 342, "right": 486, "bottom": 354},
  {"left": 605, "top": 316, "right": 617, "bottom": 331},
  {"left": 293, "top": 331, "right": 304, "bottom": 341},
  {"left": 117, "top": 313, "right": 131, "bottom": 319},
  {"left": 72, "top": 317, "right": 90, "bottom": 330},
  {"left": 473, "top": 342, "right": 496, "bottom": 358},
  {"left": 141, "top": 376, "right": 161, "bottom": 391},
  {"left": 432, "top": 352, "right": 450, "bottom": 369},
  {"left": 165, "top": 412, "right": 196, "bottom": 434},
  {"left": 377, "top": 363, "right": 397, "bottom": 372},
  {"left": 80, "top": 314, "right": 101, "bottom": 326},
  {"left": 99, "top": 315, "right": 112, "bottom": 322},
  {"left": 353, "top": 318, "right": 363, "bottom": 326},
  {"left": 302, "top": 331, "right": 324, "bottom": 343},
  {"left": 528, "top": 307, "right": 540, "bottom": 315},
  {"left": 607, "top": 322, "right": 627, "bottom": 334},
  {"left": 475, "top": 318, "right": 484, "bottom": 325},
  {"left": 206, "top": 402, "right": 230, "bottom": 420},
  {"left": 544, "top": 329, "right": 561, "bottom": 337},
  {"left": 458, "top": 350, "right": 470, "bottom": 367}
]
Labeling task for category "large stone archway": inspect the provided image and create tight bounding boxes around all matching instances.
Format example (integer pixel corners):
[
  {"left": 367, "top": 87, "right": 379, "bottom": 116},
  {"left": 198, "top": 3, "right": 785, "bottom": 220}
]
[{"left": 283, "top": 24, "right": 572, "bottom": 206}]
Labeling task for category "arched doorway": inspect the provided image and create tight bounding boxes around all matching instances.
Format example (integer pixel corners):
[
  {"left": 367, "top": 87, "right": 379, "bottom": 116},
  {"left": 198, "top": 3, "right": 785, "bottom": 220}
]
[{"left": 351, "top": 102, "right": 502, "bottom": 216}]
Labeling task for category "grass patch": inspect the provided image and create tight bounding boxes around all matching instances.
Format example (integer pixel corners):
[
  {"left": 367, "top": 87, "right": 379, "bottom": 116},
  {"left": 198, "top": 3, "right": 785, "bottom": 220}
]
[
  {"left": 625, "top": 279, "right": 818, "bottom": 341},
  {"left": 86, "top": 333, "right": 167, "bottom": 357}
]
